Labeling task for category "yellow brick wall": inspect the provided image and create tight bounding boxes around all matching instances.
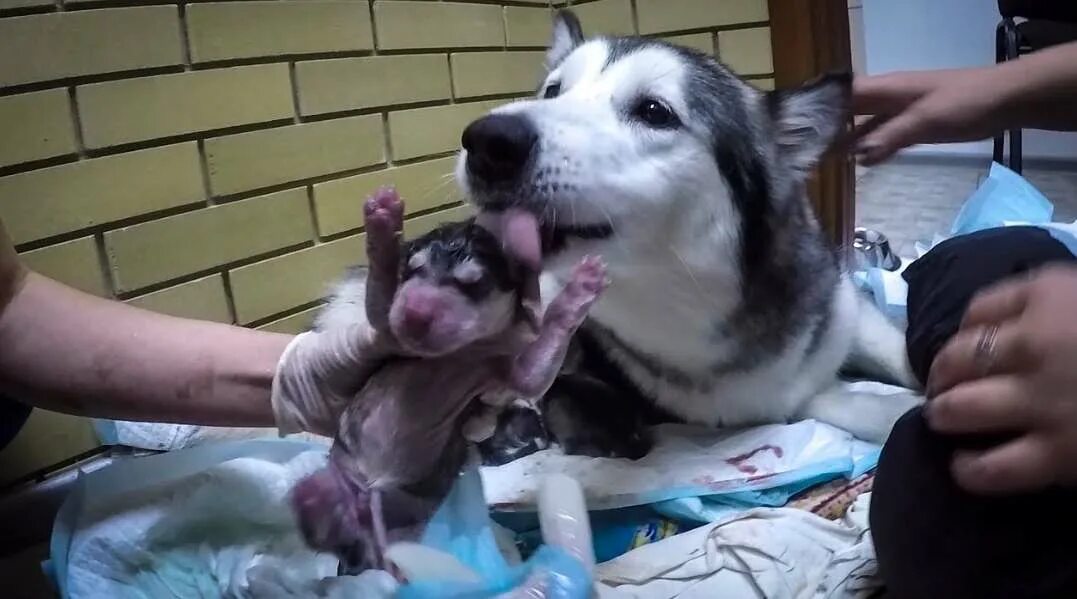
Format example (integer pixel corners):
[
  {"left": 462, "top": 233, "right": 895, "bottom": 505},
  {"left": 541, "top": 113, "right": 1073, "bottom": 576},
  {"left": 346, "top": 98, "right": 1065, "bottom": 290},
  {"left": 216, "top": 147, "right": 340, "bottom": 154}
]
[{"left": 0, "top": 0, "right": 775, "bottom": 483}]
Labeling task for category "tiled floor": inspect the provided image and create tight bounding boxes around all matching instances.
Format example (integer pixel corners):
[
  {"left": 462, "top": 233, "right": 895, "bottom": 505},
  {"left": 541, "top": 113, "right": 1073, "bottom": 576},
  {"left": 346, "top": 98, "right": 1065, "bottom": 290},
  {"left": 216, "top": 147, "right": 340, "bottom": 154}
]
[{"left": 855, "top": 160, "right": 1077, "bottom": 258}]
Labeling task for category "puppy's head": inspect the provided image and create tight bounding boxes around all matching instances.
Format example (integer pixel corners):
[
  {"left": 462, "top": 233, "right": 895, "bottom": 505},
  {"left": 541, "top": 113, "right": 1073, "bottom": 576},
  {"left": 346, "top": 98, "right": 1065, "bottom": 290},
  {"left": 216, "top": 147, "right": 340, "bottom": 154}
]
[
  {"left": 457, "top": 10, "right": 851, "bottom": 265},
  {"left": 389, "top": 221, "right": 523, "bottom": 356}
]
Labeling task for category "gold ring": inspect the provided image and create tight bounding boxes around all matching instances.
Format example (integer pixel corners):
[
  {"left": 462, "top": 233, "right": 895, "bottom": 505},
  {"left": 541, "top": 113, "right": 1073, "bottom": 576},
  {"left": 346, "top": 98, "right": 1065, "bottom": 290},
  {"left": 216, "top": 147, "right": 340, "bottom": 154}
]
[{"left": 974, "top": 325, "right": 999, "bottom": 376}]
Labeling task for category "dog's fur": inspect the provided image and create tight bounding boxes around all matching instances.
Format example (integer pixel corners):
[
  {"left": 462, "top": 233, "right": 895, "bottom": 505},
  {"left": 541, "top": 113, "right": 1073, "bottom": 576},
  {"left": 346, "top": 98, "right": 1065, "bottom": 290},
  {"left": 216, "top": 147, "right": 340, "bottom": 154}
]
[{"left": 455, "top": 11, "right": 920, "bottom": 449}]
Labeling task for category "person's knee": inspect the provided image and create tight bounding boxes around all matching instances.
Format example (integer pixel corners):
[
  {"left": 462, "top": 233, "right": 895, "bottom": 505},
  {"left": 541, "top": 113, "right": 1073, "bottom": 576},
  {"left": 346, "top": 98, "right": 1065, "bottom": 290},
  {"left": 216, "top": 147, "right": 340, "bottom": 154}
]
[{"left": 903, "top": 226, "right": 1077, "bottom": 386}]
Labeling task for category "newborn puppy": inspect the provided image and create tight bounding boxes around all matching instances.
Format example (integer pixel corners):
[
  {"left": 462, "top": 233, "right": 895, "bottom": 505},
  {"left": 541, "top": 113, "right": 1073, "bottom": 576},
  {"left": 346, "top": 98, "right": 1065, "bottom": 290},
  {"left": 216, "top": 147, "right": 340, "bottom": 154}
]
[{"left": 291, "top": 188, "right": 607, "bottom": 575}]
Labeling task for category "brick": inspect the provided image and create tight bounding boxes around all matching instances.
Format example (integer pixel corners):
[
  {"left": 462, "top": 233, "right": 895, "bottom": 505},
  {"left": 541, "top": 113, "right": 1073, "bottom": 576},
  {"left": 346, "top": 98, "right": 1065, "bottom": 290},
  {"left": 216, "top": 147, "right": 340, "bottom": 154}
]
[
  {"left": 389, "top": 100, "right": 502, "bottom": 161},
  {"left": 661, "top": 33, "right": 714, "bottom": 55},
  {"left": 0, "top": 143, "right": 202, "bottom": 245},
  {"left": 205, "top": 115, "right": 384, "bottom": 196},
  {"left": 505, "top": 6, "right": 552, "bottom": 47},
  {"left": 296, "top": 55, "right": 450, "bottom": 117},
  {"left": 451, "top": 52, "right": 545, "bottom": 98},
  {"left": 187, "top": 1, "right": 373, "bottom": 63},
  {"left": 313, "top": 157, "right": 458, "bottom": 237},
  {"left": 636, "top": 0, "right": 768, "bottom": 35},
  {"left": 0, "top": 411, "right": 98, "bottom": 486},
  {"left": 105, "top": 189, "right": 311, "bottom": 292},
  {"left": 126, "top": 274, "right": 232, "bottom": 323},
  {"left": 78, "top": 65, "right": 293, "bottom": 149},
  {"left": 573, "top": 0, "right": 634, "bottom": 36},
  {"left": 257, "top": 306, "right": 322, "bottom": 334},
  {"left": 718, "top": 27, "right": 774, "bottom": 76},
  {"left": 375, "top": 1, "right": 503, "bottom": 50},
  {"left": 20, "top": 237, "right": 107, "bottom": 297},
  {"left": 0, "top": 0, "right": 52, "bottom": 9},
  {"left": 403, "top": 204, "right": 475, "bottom": 238},
  {"left": 0, "top": 89, "right": 76, "bottom": 169},
  {"left": 230, "top": 233, "right": 364, "bottom": 324},
  {"left": 0, "top": 7, "right": 183, "bottom": 87}
]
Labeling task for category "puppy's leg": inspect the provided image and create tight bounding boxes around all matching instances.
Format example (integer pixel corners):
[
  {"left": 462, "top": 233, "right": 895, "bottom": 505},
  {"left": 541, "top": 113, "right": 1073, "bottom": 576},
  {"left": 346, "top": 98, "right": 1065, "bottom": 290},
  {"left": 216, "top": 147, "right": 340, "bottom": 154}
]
[
  {"left": 798, "top": 380, "right": 923, "bottom": 444},
  {"left": 508, "top": 256, "right": 608, "bottom": 397},
  {"left": 363, "top": 187, "right": 404, "bottom": 333}
]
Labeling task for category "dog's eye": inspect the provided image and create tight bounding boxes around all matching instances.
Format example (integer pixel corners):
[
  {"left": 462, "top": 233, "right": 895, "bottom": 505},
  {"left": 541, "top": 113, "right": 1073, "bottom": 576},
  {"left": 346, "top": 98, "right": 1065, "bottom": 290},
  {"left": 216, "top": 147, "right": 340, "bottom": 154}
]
[
  {"left": 542, "top": 82, "right": 562, "bottom": 99},
  {"left": 632, "top": 98, "right": 678, "bottom": 128}
]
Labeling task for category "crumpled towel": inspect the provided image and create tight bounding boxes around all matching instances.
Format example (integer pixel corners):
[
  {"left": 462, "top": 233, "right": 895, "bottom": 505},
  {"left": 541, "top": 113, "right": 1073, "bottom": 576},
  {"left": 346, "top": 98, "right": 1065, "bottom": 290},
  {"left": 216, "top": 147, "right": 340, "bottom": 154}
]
[{"left": 594, "top": 493, "right": 879, "bottom": 599}]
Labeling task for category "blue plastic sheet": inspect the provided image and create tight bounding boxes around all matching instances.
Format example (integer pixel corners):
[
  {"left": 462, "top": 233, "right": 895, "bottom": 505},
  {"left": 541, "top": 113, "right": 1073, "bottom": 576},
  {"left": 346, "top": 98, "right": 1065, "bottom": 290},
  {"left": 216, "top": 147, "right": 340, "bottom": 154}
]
[
  {"left": 399, "top": 464, "right": 592, "bottom": 599},
  {"left": 858, "top": 161, "right": 1062, "bottom": 324},
  {"left": 950, "top": 162, "right": 1053, "bottom": 236}
]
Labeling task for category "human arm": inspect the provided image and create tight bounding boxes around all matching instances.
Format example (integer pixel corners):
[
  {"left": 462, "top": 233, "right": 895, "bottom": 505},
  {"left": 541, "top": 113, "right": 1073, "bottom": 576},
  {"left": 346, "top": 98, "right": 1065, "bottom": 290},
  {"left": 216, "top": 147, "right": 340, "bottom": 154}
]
[
  {"left": 0, "top": 265, "right": 291, "bottom": 427},
  {"left": 0, "top": 218, "right": 382, "bottom": 434},
  {"left": 854, "top": 41, "right": 1077, "bottom": 165}
]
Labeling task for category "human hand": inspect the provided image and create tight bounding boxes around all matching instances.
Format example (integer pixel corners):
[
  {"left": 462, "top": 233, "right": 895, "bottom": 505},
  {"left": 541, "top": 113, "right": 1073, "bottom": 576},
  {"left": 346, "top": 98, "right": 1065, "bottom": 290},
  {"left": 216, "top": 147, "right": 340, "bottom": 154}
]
[
  {"left": 0, "top": 218, "right": 26, "bottom": 318},
  {"left": 925, "top": 265, "right": 1077, "bottom": 495},
  {"left": 852, "top": 67, "right": 1015, "bottom": 165},
  {"left": 271, "top": 323, "right": 394, "bottom": 437}
]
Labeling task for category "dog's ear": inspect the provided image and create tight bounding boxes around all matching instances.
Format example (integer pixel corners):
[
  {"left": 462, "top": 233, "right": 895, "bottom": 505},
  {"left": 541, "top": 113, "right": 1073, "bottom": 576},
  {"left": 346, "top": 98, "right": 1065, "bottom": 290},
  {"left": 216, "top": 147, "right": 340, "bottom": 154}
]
[
  {"left": 546, "top": 10, "right": 584, "bottom": 70},
  {"left": 766, "top": 72, "right": 851, "bottom": 176}
]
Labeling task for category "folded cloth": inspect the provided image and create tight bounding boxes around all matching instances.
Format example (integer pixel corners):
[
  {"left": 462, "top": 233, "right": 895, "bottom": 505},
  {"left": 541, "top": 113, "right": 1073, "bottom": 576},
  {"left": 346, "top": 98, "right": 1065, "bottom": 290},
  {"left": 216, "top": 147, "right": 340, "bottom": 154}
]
[
  {"left": 594, "top": 493, "right": 879, "bottom": 599},
  {"left": 787, "top": 473, "right": 874, "bottom": 521}
]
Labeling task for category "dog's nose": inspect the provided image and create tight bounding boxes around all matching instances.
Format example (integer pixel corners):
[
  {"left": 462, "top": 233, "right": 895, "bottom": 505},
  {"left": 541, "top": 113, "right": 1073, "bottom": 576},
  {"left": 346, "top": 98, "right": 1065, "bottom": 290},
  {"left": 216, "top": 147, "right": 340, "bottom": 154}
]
[{"left": 461, "top": 114, "right": 538, "bottom": 182}]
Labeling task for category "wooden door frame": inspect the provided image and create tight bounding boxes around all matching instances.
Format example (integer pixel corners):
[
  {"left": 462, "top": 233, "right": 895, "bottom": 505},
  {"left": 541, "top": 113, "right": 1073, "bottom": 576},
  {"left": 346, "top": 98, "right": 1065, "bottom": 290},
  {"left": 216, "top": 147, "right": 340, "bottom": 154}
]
[{"left": 768, "top": 0, "right": 856, "bottom": 257}]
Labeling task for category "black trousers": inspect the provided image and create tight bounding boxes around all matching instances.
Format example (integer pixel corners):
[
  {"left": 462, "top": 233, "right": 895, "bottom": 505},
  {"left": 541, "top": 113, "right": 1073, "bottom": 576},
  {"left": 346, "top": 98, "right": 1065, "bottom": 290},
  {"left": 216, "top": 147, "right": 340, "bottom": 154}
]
[{"left": 871, "top": 227, "right": 1077, "bottom": 598}]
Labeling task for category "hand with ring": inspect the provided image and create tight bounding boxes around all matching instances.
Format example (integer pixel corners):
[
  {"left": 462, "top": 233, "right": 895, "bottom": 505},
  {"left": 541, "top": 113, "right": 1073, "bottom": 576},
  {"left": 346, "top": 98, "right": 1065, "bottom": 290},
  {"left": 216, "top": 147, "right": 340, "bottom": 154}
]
[{"left": 925, "top": 264, "right": 1077, "bottom": 495}]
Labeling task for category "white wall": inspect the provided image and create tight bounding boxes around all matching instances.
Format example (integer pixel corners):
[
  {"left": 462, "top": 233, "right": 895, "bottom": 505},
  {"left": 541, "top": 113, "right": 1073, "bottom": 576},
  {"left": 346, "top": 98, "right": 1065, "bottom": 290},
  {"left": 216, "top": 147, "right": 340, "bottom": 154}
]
[{"left": 861, "top": 0, "right": 1077, "bottom": 161}]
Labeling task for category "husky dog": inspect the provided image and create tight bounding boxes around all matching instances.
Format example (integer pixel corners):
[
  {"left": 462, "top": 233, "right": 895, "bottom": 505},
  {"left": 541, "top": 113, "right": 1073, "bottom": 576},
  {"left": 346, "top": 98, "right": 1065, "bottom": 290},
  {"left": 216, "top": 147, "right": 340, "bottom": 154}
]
[{"left": 455, "top": 10, "right": 920, "bottom": 455}]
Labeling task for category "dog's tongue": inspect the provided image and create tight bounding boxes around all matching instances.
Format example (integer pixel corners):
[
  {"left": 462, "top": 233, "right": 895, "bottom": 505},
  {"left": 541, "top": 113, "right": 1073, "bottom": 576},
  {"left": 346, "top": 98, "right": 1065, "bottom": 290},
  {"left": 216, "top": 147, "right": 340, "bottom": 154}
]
[{"left": 477, "top": 208, "right": 542, "bottom": 272}]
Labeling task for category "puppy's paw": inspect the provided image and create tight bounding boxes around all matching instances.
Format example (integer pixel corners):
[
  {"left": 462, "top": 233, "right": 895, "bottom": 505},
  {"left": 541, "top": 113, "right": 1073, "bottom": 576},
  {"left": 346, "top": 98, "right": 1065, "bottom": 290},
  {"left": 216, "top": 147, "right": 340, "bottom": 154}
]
[
  {"left": 364, "top": 186, "right": 405, "bottom": 238},
  {"left": 544, "top": 256, "right": 609, "bottom": 330}
]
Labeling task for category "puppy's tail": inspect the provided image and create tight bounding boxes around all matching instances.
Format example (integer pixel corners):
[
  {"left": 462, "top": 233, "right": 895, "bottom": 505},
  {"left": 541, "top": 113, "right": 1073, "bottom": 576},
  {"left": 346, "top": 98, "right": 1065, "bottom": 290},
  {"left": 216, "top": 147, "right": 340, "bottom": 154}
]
[{"left": 846, "top": 293, "right": 919, "bottom": 389}]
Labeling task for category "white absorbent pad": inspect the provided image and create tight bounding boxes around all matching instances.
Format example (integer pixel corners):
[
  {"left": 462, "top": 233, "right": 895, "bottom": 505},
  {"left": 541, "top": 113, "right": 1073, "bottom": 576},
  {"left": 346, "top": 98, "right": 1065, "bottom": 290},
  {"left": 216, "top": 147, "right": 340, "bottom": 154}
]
[
  {"left": 595, "top": 493, "right": 879, "bottom": 599},
  {"left": 92, "top": 418, "right": 329, "bottom": 451},
  {"left": 48, "top": 439, "right": 398, "bottom": 599},
  {"left": 481, "top": 419, "right": 880, "bottom": 511}
]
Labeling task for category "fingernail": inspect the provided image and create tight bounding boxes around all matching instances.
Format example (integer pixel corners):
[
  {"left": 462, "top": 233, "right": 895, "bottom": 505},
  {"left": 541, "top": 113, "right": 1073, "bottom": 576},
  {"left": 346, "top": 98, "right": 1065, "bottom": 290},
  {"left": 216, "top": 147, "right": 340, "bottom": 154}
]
[
  {"left": 952, "top": 451, "right": 981, "bottom": 479},
  {"left": 925, "top": 380, "right": 938, "bottom": 399},
  {"left": 923, "top": 398, "right": 936, "bottom": 420}
]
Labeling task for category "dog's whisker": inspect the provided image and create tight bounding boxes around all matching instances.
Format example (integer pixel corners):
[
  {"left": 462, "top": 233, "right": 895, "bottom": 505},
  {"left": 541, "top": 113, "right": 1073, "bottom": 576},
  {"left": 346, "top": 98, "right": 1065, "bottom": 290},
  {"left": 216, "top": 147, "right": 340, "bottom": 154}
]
[
  {"left": 419, "top": 172, "right": 458, "bottom": 202},
  {"left": 589, "top": 201, "right": 632, "bottom": 260},
  {"left": 669, "top": 244, "right": 721, "bottom": 311}
]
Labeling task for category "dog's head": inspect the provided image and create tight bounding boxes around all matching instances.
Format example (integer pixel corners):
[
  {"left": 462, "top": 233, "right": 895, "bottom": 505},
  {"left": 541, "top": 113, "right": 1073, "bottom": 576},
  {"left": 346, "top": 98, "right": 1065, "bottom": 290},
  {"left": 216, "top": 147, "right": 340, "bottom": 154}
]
[{"left": 457, "top": 10, "right": 850, "bottom": 268}]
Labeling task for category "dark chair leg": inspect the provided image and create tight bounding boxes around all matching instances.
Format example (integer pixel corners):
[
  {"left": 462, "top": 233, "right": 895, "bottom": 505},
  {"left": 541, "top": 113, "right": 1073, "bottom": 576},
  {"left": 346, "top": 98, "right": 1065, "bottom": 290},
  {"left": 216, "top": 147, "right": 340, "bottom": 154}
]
[
  {"left": 993, "top": 21, "right": 1007, "bottom": 165},
  {"left": 1002, "top": 18, "right": 1023, "bottom": 173},
  {"left": 1010, "top": 128, "right": 1023, "bottom": 174}
]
